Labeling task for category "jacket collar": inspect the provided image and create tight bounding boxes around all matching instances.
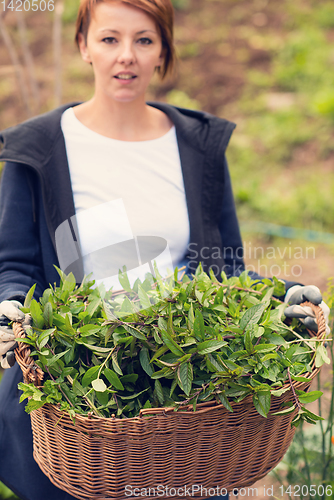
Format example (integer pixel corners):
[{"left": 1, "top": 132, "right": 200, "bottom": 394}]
[{"left": 0, "top": 101, "right": 235, "bottom": 168}]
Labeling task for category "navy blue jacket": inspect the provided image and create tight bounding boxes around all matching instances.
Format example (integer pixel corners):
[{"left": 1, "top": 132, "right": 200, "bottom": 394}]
[{"left": 0, "top": 102, "right": 296, "bottom": 500}]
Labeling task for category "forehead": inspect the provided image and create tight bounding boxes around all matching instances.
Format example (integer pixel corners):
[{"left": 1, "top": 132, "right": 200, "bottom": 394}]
[{"left": 89, "top": 1, "right": 158, "bottom": 31}]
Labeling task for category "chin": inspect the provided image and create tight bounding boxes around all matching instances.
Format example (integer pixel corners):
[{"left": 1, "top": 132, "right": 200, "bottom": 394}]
[{"left": 109, "top": 92, "right": 139, "bottom": 103}]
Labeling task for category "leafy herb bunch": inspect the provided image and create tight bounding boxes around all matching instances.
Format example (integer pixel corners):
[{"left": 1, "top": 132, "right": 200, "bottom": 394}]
[{"left": 17, "top": 265, "right": 328, "bottom": 426}]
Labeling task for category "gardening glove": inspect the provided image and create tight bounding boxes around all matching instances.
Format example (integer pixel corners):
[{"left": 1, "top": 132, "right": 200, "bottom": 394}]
[
  {"left": 0, "top": 300, "right": 25, "bottom": 369},
  {"left": 284, "top": 285, "right": 330, "bottom": 335}
]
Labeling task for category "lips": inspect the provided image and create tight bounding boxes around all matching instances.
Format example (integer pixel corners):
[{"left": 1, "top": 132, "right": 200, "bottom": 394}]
[{"left": 114, "top": 73, "right": 137, "bottom": 80}]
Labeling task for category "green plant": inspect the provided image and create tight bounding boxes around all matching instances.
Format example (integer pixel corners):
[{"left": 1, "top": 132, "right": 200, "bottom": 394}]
[
  {"left": 272, "top": 278, "right": 334, "bottom": 499},
  {"left": 0, "top": 482, "right": 19, "bottom": 500},
  {"left": 17, "top": 266, "right": 328, "bottom": 424}
]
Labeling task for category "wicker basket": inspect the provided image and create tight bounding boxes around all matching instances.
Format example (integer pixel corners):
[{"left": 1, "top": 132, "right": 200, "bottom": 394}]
[{"left": 14, "top": 301, "right": 326, "bottom": 500}]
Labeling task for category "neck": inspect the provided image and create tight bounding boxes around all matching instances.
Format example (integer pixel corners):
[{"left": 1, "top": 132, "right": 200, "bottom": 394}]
[{"left": 74, "top": 94, "right": 170, "bottom": 141}]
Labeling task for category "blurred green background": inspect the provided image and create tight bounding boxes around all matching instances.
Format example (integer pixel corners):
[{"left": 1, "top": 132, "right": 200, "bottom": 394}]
[
  {"left": 1, "top": 0, "right": 334, "bottom": 498},
  {"left": 2, "top": 0, "right": 334, "bottom": 235},
  {"left": 1, "top": 0, "right": 334, "bottom": 290}
]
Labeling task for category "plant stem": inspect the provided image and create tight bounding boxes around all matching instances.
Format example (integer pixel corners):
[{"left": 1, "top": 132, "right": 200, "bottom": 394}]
[
  {"left": 66, "top": 378, "right": 103, "bottom": 418},
  {"left": 97, "top": 346, "right": 116, "bottom": 379},
  {"left": 317, "top": 372, "right": 326, "bottom": 489},
  {"left": 43, "top": 343, "right": 74, "bottom": 408},
  {"left": 44, "top": 365, "right": 74, "bottom": 408},
  {"left": 322, "top": 336, "right": 334, "bottom": 486},
  {"left": 299, "top": 424, "right": 312, "bottom": 488},
  {"left": 287, "top": 367, "right": 302, "bottom": 410}
]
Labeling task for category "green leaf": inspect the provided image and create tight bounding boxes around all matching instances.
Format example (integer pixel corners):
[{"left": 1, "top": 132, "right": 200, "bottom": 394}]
[
  {"left": 81, "top": 365, "right": 100, "bottom": 387},
  {"left": 150, "top": 345, "right": 169, "bottom": 362},
  {"left": 158, "top": 317, "right": 167, "bottom": 333},
  {"left": 118, "top": 267, "right": 132, "bottom": 292},
  {"left": 138, "top": 285, "right": 152, "bottom": 310},
  {"left": 124, "top": 325, "right": 147, "bottom": 341},
  {"left": 296, "top": 390, "right": 323, "bottom": 404},
  {"left": 43, "top": 302, "right": 53, "bottom": 327},
  {"left": 264, "top": 333, "right": 287, "bottom": 347},
  {"left": 240, "top": 302, "right": 268, "bottom": 330},
  {"left": 62, "top": 272, "right": 77, "bottom": 292},
  {"left": 112, "top": 350, "right": 123, "bottom": 375},
  {"left": 178, "top": 362, "right": 193, "bottom": 396},
  {"left": 46, "top": 349, "right": 70, "bottom": 366},
  {"left": 217, "top": 392, "right": 233, "bottom": 412},
  {"left": 86, "top": 297, "right": 102, "bottom": 317},
  {"left": 37, "top": 328, "right": 55, "bottom": 350},
  {"left": 160, "top": 329, "right": 185, "bottom": 357},
  {"left": 272, "top": 404, "right": 296, "bottom": 416},
  {"left": 151, "top": 367, "right": 172, "bottom": 379},
  {"left": 104, "top": 368, "right": 124, "bottom": 391},
  {"left": 24, "top": 284, "right": 36, "bottom": 308},
  {"left": 244, "top": 330, "right": 254, "bottom": 354},
  {"left": 81, "top": 343, "right": 113, "bottom": 353},
  {"left": 207, "top": 354, "right": 226, "bottom": 371},
  {"left": 30, "top": 299, "right": 45, "bottom": 329},
  {"left": 301, "top": 407, "right": 324, "bottom": 421},
  {"left": 193, "top": 309, "right": 205, "bottom": 341},
  {"left": 120, "top": 374, "right": 138, "bottom": 384},
  {"left": 92, "top": 379, "right": 107, "bottom": 392},
  {"left": 139, "top": 347, "right": 154, "bottom": 376},
  {"left": 253, "top": 390, "right": 271, "bottom": 418},
  {"left": 271, "top": 387, "right": 290, "bottom": 397},
  {"left": 315, "top": 344, "right": 331, "bottom": 367},
  {"left": 188, "top": 302, "right": 195, "bottom": 329},
  {"left": 153, "top": 327, "right": 163, "bottom": 345},
  {"left": 119, "top": 388, "right": 150, "bottom": 400},
  {"left": 170, "top": 378, "right": 178, "bottom": 397},
  {"left": 155, "top": 379, "right": 164, "bottom": 405},
  {"left": 273, "top": 277, "right": 286, "bottom": 298},
  {"left": 103, "top": 302, "right": 119, "bottom": 321},
  {"left": 79, "top": 324, "right": 101, "bottom": 335},
  {"left": 197, "top": 340, "right": 227, "bottom": 355},
  {"left": 54, "top": 266, "right": 67, "bottom": 283},
  {"left": 290, "top": 374, "right": 310, "bottom": 383},
  {"left": 64, "top": 313, "right": 75, "bottom": 334},
  {"left": 254, "top": 344, "right": 277, "bottom": 353}
]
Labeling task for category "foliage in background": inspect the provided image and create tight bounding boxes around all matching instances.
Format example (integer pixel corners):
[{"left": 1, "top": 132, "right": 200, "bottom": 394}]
[
  {"left": 0, "top": 482, "right": 19, "bottom": 500},
  {"left": 1, "top": 0, "right": 334, "bottom": 232},
  {"left": 226, "top": 0, "right": 334, "bottom": 232},
  {"left": 272, "top": 278, "right": 334, "bottom": 499}
]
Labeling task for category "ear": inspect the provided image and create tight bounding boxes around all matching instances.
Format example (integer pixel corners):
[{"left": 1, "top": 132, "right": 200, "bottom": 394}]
[
  {"left": 158, "top": 45, "right": 166, "bottom": 67},
  {"left": 77, "top": 33, "right": 92, "bottom": 64}
]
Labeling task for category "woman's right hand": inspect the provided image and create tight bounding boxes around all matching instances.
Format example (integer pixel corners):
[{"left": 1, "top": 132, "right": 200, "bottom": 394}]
[{"left": 0, "top": 300, "right": 25, "bottom": 369}]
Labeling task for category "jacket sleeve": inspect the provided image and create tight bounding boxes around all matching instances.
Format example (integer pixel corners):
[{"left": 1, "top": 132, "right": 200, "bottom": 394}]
[
  {"left": 218, "top": 157, "right": 249, "bottom": 278},
  {"left": 218, "top": 158, "right": 300, "bottom": 293},
  {"left": 0, "top": 162, "right": 46, "bottom": 303}
]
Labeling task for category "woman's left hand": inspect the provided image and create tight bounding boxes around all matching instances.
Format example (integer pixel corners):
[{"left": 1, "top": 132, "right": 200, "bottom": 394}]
[{"left": 284, "top": 285, "right": 330, "bottom": 335}]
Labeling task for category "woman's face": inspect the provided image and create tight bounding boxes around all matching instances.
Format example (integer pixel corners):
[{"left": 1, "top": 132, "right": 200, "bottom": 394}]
[{"left": 78, "top": 1, "right": 165, "bottom": 103}]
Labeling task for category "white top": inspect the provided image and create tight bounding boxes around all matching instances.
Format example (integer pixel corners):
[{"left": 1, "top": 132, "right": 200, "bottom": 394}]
[{"left": 60, "top": 107, "right": 190, "bottom": 291}]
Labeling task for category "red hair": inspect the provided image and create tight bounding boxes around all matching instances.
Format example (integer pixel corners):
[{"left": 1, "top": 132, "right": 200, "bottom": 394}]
[{"left": 75, "top": 0, "right": 176, "bottom": 79}]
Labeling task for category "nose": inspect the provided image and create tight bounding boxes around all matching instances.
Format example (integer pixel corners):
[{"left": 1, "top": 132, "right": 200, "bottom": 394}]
[{"left": 117, "top": 41, "right": 136, "bottom": 65}]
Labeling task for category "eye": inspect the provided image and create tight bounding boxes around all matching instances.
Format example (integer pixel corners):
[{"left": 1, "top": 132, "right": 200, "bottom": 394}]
[
  {"left": 102, "top": 37, "right": 117, "bottom": 44},
  {"left": 138, "top": 37, "right": 153, "bottom": 45}
]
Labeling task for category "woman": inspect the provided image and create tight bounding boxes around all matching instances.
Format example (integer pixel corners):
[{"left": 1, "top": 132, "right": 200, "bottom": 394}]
[{"left": 0, "top": 1, "right": 328, "bottom": 499}]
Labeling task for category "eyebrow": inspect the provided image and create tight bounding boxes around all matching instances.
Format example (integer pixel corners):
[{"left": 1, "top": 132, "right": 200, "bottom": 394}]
[{"left": 99, "top": 29, "right": 157, "bottom": 34}]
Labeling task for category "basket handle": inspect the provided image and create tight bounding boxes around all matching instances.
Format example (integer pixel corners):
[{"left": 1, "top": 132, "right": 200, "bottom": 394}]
[
  {"left": 13, "top": 321, "right": 44, "bottom": 387},
  {"left": 301, "top": 301, "right": 326, "bottom": 340}
]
